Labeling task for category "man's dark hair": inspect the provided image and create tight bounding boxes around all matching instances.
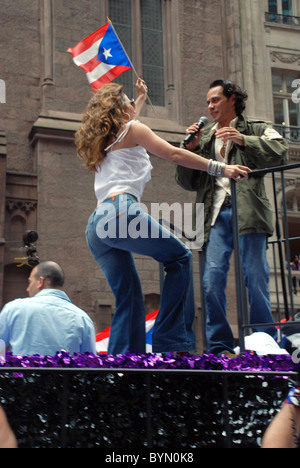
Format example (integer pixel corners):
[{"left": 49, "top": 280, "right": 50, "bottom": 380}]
[
  {"left": 210, "top": 79, "right": 248, "bottom": 116},
  {"left": 35, "top": 261, "right": 65, "bottom": 288}
]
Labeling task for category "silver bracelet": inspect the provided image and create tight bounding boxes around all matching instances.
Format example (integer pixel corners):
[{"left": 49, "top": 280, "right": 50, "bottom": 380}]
[
  {"left": 207, "top": 159, "right": 214, "bottom": 175},
  {"left": 207, "top": 159, "right": 226, "bottom": 177},
  {"left": 216, "top": 161, "right": 226, "bottom": 177}
]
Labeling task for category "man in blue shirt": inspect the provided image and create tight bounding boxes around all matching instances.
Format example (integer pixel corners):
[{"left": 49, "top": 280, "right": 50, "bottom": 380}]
[{"left": 0, "top": 261, "right": 96, "bottom": 356}]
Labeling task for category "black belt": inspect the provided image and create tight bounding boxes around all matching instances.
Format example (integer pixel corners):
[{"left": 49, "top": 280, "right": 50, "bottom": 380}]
[{"left": 222, "top": 195, "right": 232, "bottom": 207}]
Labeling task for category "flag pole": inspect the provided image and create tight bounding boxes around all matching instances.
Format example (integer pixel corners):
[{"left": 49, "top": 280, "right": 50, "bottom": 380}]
[{"left": 107, "top": 18, "right": 156, "bottom": 113}]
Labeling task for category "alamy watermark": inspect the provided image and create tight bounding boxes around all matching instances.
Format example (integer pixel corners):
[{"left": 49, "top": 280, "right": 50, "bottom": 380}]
[
  {"left": 95, "top": 196, "right": 204, "bottom": 250},
  {"left": 292, "top": 79, "right": 300, "bottom": 104},
  {"left": 0, "top": 79, "right": 6, "bottom": 104},
  {"left": 290, "top": 335, "right": 300, "bottom": 364}
]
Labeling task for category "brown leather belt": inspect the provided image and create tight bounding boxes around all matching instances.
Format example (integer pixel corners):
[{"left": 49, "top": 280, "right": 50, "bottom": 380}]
[{"left": 223, "top": 195, "right": 232, "bottom": 207}]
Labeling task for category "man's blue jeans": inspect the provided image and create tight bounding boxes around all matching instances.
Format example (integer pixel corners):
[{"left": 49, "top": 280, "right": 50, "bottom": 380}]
[
  {"left": 86, "top": 194, "right": 195, "bottom": 355},
  {"left": 203, "top": 206, "right": 277, "bottom": 355}
]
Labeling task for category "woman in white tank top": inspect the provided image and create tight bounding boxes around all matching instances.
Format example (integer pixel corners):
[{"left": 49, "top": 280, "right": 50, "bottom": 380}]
[{"left": 76, "top": 79, "right": 249, "bottom": 355}]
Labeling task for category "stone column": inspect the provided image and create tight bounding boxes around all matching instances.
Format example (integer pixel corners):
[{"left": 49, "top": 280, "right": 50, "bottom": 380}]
[{"left": 40, "top": 0, "right": 55, "bottom": 112}]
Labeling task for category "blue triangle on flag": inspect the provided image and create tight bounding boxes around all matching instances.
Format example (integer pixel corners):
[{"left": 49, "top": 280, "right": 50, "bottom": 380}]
[
  {"left": 97, "top": 24, "right": 131, "bottom": 67},
  {"left": 146, "top": 326, "right": 154, "bottom": 346}
]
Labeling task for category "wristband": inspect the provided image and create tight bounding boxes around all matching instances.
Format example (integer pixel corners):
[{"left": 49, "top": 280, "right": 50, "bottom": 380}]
[{"left": 285, "top": 387, "right": 300, "bottom": 407}]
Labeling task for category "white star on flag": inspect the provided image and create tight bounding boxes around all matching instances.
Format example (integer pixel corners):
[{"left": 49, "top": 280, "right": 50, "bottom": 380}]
[{"left": 103, "top": 48, "right": 113, "bottom": 61}]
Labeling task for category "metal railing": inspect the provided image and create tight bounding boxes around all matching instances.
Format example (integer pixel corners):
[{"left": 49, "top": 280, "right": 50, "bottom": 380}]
[
  {"left": 274, "top": 125, "right": 300, "bottom": 143},
  {"left": 230, "top": 163, "right": 300, "bottom": 352},
  {"left": 160, "top": 163, "right": 300, "bottom": 353},
  {"left": 265, "top": 12, "right": 300, "bottom": 26},
  {"left": 0, "top": 366, "right": 294, "bottom": 448}
]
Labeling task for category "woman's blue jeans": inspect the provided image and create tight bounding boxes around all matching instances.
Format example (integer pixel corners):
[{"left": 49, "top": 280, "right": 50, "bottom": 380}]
[
  {"left": 203, "top": 206, "right": 277, "bottom": 355},
  {"left": 86, "top": 194, "right": 195, "bottom": 355}
]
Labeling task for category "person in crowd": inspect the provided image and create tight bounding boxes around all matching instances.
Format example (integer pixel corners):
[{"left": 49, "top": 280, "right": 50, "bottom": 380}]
[
  {"left": 291, "top": 255, "right": 300, "bottom": 295},
  {"left": 0, "top": 261, "right": 96, "bottom": 356},
  {"left": 75, "top": 78, "right": 250, "bottom": 356},
  {"left": 176, "top": 79, "right": 289, "bottom": 357},
  {"left": 0, "top": 406, "right": 17, "bottom": 448}
]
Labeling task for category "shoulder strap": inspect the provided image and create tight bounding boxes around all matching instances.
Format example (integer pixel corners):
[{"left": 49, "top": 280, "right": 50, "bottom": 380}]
[{"left": 105, "top": 120, "right": 136, "bottom": 152}]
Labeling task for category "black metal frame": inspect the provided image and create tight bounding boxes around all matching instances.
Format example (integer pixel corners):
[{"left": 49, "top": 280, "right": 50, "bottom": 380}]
[
  {"left": 230, "top": 163, "right": 300, "bottom": 352},
  {"left": 195, "top": 164, "right": 300, "bottom": 353}
]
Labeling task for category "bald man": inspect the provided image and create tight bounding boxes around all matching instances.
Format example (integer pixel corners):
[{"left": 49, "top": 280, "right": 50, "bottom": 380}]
[{"left": 0, "top": 261, "right": 96, "bottom": 356}]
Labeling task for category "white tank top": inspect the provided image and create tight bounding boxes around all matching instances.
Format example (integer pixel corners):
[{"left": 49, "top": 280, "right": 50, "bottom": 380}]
[{"left": 94, "top": 121, "right": 153, "bottom": 203}]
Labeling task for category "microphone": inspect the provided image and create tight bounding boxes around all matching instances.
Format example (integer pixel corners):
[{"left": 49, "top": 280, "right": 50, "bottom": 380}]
[{"left": 184, "top": 116, "right": 209, "bottom": 147}]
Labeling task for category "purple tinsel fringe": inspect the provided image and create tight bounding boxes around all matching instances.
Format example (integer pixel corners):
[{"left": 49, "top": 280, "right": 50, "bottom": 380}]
[{"left": 0, "top": 351, "right": 298, "bottom": 373}]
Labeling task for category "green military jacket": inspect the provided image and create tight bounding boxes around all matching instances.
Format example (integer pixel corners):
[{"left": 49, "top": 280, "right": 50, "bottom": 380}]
[{"left": 175, "top": 116, "right": 289, "bottom": 247}]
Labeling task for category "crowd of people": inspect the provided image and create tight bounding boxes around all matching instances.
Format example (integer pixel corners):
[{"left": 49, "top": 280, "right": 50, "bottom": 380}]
[{"left": 0, "top": 77, "right": 297, "bottom": 448}]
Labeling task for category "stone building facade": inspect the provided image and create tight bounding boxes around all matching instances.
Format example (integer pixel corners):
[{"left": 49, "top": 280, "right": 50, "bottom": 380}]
[{"left": 0, "top": 0, "right": 299, "bottom": 352}]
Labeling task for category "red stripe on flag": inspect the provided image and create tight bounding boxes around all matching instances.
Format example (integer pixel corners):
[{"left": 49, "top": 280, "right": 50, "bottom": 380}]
[
  {"left": 78, "top": 55, "right": 100, "bottom": 74},
  {"left": 67, "top": 22, "right": 109, "bottom": 57},
  {"left": 89, "top": 65, "right": 132, "bottom": 91},
  {"left": 95, "top": 326, "right": 110, "bottom": 343},
  {"left": 146, "top": 309, "right": 159, "bottom": 321}
]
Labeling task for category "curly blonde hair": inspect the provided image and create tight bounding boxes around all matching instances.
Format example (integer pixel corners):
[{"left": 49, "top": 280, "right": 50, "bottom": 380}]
[{"left": 75, "top": 83, "right": 127, "bottom": 172}]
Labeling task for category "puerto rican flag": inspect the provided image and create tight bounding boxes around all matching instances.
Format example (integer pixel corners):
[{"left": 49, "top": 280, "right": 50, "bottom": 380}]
[
  {"left": 67, "top": 21, "right": 132, "bottom": 91},
  {"left": 96, "top": 310, "right": 159, "bottom": 354}
]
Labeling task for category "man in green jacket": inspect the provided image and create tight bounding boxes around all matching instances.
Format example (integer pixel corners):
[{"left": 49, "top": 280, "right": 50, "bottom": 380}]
[{"left": 176, "top": 79, "right": 289, "bottom": 356}]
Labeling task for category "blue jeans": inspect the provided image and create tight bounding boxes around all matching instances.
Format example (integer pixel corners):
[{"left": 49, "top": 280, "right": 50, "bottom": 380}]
[
  {"left": 203, "top": 206, "right": 277, "bottom": 355},
  {"left": 86, "top": 194, "right": 195, "bottom": 355}
]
